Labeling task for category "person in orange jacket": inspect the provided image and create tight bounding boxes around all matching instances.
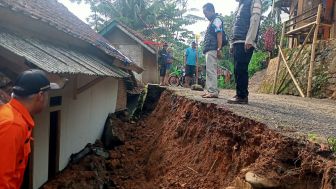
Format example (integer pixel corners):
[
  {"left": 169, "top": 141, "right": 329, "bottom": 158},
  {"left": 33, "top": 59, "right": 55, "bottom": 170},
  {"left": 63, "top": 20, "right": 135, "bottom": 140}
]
[{"left": 0, "top": 69, "right": 60, "bottom": 189}]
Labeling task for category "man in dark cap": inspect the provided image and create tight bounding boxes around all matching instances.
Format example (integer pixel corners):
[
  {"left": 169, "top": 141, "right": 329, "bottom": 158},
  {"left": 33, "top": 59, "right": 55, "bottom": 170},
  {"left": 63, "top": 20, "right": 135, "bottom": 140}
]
[{"left": 0, "top": 69, "right": 60, "bottom": 189}]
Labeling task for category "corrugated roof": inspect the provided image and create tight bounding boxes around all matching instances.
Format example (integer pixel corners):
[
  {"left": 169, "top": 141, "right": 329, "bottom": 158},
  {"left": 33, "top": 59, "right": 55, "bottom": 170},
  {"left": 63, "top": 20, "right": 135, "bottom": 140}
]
[
  {"left": 0, "top": 0, "right": 140, "bottom": 68},
  {"left": 0, "top": 30, "right": 130, "bottom": 78}
]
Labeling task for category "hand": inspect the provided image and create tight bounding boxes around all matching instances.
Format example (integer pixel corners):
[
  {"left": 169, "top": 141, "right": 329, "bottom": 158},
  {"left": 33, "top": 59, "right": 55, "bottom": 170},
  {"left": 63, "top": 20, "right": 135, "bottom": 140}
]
[
  {"left": 217, "top": 49, "right": 222, "bottom": 59},
  {"left": 245, "top": 43, "right": 253, "bottom": 52}
]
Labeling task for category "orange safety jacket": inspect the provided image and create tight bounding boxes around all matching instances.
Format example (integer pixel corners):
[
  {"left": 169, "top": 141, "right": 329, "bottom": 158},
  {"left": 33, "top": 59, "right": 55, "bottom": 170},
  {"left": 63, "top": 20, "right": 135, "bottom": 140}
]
[{"left": 0, "top": 99, "right": 34, "bottom": 189}]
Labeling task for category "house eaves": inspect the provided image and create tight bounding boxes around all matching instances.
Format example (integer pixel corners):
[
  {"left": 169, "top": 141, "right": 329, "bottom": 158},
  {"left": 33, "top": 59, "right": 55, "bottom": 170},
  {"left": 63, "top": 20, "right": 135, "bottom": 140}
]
[
  {"left": 100, "top": 20, "right": 156, "bottom": 55},
  {"left": 0, "top": 0, "right": 144, "bottom": 73},
  {"left": 0, "top": 30, "right": 129, "bottom": 78}
]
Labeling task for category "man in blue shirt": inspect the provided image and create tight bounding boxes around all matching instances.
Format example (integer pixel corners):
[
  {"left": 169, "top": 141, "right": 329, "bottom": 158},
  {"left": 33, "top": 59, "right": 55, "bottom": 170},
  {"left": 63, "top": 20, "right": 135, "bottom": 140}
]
[{"left": 184, "top": 41, "right": 198, "bottom": 87}]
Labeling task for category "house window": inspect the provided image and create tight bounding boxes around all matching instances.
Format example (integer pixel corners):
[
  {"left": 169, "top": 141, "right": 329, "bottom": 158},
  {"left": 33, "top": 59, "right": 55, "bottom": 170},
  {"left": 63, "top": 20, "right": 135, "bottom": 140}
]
[{"left": 49, "top": 96, "right": 62, "bottom": 107}]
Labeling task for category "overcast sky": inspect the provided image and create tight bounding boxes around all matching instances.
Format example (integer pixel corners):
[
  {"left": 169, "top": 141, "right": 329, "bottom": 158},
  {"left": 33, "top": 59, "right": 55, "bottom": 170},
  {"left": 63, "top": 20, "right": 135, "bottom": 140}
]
[{"left": 58, "top": 0, "right": 239, "bottom": 34}]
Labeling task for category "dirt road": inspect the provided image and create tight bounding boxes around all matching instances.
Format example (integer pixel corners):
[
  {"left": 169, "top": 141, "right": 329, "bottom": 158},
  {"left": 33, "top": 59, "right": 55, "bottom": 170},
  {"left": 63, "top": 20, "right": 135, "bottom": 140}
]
[{"left": 171, "top": 87, "right": 336, "bottom": 139}]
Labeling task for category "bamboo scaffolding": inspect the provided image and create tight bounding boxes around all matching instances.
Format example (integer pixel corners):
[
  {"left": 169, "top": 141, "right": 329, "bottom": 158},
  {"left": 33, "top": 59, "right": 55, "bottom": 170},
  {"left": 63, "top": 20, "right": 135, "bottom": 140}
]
[
  {"left": 273, "top": 3, "right": 324, "bottom": 98},
  {"left": 307, "top": 4, "right": 322, "bottom": 97},
  {"left": 272, "top": 23, "right": 286, "bottom": 94},
  {"left": 278, "top": 47, "right": 305, "bottom": 97},
  {"left": 276, "top": 24, "right": 316, "bottom": 93}
]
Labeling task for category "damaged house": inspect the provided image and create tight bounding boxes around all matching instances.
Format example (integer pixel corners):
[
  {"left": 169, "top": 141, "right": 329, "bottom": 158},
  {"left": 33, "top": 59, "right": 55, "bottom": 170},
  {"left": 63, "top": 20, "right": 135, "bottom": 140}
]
[
  {"left": 100, "top": 20, "right": 159, "bottom": 84},
  {"left": 0, "top": 0, "right": 143, "bottom": 188}
]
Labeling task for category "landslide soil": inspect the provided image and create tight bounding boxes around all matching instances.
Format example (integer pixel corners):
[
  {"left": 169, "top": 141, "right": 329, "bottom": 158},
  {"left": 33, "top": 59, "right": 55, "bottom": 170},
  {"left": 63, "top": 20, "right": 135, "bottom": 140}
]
[{"left": 44, "top": 90, "right": 336, "bottom": 189}]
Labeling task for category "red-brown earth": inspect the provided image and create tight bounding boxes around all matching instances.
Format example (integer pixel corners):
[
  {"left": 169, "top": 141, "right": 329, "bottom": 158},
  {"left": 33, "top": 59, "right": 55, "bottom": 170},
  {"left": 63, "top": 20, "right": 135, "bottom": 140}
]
[{"left": 43, "top": 90, "right": 336, "bottom": 189}]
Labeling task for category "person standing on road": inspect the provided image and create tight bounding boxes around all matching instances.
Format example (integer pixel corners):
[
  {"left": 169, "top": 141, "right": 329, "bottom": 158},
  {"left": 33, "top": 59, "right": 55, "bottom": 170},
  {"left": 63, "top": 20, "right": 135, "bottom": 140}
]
[
  {"left": 202, "top": 3, "right": 223, "bottom": 98},
  {"left": 228, "top": 0, "right": 261, "bottom": 104},
  {"left": 158, "top": 42, "right": 169, "bottom": 86},
  {"left": 184, "top": 41, "right": 199, "bottom": 88},
  {"left": 0, "top": 69, "right": 60, "bottom": 189},
  {"left": 164, "top": 48, "right": 174, "bottom": 85}
]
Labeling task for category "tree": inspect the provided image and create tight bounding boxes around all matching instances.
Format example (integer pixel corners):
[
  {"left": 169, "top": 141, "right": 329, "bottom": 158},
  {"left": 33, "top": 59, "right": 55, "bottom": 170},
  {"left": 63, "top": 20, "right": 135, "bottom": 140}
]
[
  {"left": 69, "top": 0, "right": 202, "bottom": 41},
  {"left": 69, "top": 0, "right": 203, "bottom": 66},
  {"left": 258, "top": 0, "right": 283, "bottom": 57}
]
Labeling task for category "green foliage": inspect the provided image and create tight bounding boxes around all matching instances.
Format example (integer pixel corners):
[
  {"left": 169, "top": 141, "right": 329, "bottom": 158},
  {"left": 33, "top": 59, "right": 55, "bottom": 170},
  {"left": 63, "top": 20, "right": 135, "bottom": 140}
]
[
  {"left": 248, "top": 51, "right": 268, "bottom": 77},
  {"left": 218, "top": 75, "right": 225, "bottom": 88},
  {"left": 219, "top": 13, "right": 235, "bottom": 42},
  {"left": 258, "top": 17, "right": 282, "bottom": 57},
  {"left": 69, "top": 0, "right": 202, "bottom": 43},
  {"left": 69, "top": 0, "right": 205, "bottom": 73},
  {"left": 169, "top": 65, "right": 183, "bottom": 77},
  {"left": 328, "top": 137, "right": 336, "bottom": 153},
  {"left": 308, "top": 133, "right": 318, "bottom": 141},
  {"left": 312, "top": 72, "right": 331, "bottom": 98}
]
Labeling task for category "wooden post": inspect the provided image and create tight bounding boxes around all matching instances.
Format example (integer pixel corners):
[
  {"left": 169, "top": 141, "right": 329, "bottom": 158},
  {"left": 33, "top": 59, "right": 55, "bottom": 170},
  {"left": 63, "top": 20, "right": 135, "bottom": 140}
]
[
  {"left": 279, "top": 47, "right": 305, "bottom": 97},
  {"left": 195, "top": 34, "right": 200, "bottom": 85},
  {"left": 276, "top": 24, "right": 316, "bottom": 93},
  {"left": 272, "top": 22, "right": 286, "bottom": 94},
  {"left": 307, "top": 4, "right": 322, "bottom": 97}
]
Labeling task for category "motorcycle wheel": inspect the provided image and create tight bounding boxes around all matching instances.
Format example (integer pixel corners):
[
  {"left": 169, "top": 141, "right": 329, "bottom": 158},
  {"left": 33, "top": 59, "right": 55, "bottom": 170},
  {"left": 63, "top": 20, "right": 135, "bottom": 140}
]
[{"left": 168, "top": 76, "right": 180, "bottom": 87}]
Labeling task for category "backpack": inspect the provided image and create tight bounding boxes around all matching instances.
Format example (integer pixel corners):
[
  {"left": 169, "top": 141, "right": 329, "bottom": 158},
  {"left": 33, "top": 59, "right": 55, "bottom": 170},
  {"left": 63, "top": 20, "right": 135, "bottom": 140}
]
[{"left": 212, "top": 16, "right": 228, "bottom": 47}]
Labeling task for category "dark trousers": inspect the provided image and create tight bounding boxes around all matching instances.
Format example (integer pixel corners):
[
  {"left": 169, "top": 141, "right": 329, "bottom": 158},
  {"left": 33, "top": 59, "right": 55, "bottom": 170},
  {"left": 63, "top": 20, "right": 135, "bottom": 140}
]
[{"left": 233, "top": 43, "right": 254, "bottom": 98}]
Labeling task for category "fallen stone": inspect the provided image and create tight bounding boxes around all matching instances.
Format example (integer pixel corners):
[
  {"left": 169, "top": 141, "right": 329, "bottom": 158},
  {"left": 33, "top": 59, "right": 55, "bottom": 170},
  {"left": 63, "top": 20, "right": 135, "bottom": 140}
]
[
  {"left": 245, "top": 171, "right": 279, "bottom": 188},
  {"left": 92, "top": 147, "right": 109, "bottom": 159},
  {"left": 69, "top": 143, "right": 92, "bottom": 164},
  {"left": 101, "top": 114, "right": 125, "bottom": 149},
  {"left": 232, "top": 177, "right": 253, "bottom": 189}
]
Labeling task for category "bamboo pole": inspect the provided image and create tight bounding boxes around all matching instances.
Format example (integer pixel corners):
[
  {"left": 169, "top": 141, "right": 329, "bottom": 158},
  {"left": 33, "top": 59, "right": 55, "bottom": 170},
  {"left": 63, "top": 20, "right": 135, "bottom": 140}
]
[
  {"left": 272, "top": 22, "right": 286, "bottom": 94},
  {"left": 307, "top": 4, "right": 322, "bottom": 97},
  {"left": 278, "top": 47, "right": 305, "bottom": 97},
  {"left": 195, "top": 35, "right": 199, "bottom": 85},
  {"left": 276, "top": 24, "right": 316, "bottom": 93}
]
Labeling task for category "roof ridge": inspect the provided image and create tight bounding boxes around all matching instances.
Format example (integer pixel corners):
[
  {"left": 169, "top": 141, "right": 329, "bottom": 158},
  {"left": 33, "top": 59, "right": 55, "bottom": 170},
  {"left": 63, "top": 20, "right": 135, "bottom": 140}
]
[{"left": 0, "top": 0, "right": 139, "bottom": 68}]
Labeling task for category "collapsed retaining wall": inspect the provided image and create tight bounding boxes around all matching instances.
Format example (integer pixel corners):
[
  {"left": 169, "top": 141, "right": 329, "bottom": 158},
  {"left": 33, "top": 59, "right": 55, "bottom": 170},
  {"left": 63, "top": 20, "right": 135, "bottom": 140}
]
[{"left": 43, "top": 88, "right": 336, "bottom": 189}]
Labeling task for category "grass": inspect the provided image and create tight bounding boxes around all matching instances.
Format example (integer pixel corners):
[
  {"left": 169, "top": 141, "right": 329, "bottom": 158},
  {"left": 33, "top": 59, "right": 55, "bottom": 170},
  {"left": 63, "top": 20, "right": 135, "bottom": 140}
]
[
  {"left": 308, "top": 133, "right": 336, "bottom": 154},
  {"left": 308, "top": 133, "right": 318, "bottom": 141},
  {"left": 248, "top": 51, "right": 268, "bottom": 78},
  {"left": 328, "top": 137, "right": 336, "bottom": 153}
]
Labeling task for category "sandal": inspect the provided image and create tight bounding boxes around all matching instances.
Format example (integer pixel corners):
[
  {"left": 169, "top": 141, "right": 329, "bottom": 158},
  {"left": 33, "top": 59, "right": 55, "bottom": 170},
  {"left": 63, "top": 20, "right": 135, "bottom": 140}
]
[
  {"left": 202, "top": 93, "right": 218, "bottom": 98},
  {"left": 201, "top": 93, "right": 208, "bottom": 97}
]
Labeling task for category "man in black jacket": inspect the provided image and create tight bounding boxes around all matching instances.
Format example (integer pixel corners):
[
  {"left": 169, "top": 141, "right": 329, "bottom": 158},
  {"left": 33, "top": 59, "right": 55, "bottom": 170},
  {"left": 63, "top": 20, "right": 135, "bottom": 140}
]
[
  {"left": 228, "top": 0, "right": 261, "bottom": 104},
  {"left": 158, "top": 42, "right": 169, "bottom": 86},
  {"left": 202, "top": 3, "right": 223, "bottom": 98}
]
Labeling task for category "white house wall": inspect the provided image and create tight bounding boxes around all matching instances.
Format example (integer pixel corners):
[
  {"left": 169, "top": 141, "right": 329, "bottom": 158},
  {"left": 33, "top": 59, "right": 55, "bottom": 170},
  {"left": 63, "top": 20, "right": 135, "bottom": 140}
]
[
  {"left": 33, "top": 110, "right": 50, "bottom": 189},
  {"left": 33, "top": 76, "right": 118, "bottom": 189}
]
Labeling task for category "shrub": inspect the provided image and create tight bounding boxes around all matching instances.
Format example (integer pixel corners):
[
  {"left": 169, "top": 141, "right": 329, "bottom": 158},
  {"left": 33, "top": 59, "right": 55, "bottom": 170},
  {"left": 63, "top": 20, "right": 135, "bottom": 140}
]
[{"left": 248, "top": 51, "right": 268, "bottom": 77}]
